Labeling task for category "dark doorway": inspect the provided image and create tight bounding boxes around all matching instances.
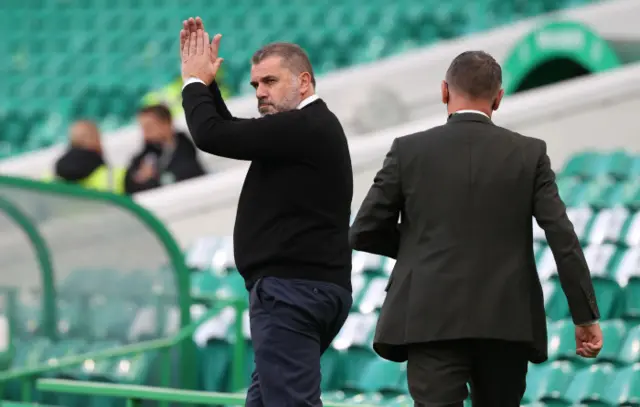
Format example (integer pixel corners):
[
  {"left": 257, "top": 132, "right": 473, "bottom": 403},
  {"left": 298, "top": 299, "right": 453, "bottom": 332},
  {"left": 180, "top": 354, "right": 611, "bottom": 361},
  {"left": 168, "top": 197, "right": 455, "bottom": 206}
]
[{"left": 513, "top": 58, "right": 591, "bottom": 93}]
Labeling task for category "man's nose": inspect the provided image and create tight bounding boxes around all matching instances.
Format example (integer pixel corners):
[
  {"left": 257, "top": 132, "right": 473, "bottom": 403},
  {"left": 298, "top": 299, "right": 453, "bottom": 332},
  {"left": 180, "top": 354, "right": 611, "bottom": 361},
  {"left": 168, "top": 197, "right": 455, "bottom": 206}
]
[{"left": 256, "top": 84, "right": 269, "bottom": 99}]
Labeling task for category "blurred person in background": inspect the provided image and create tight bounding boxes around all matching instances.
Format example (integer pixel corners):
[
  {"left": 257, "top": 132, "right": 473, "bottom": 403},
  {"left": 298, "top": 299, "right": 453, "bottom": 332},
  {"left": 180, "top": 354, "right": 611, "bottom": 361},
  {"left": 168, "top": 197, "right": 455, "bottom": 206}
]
[
  {"left": 49, "top": 120, "right": 126, "bottom": 193},
  {"left": 180, "top": 18, "right": 353, "bottom": 407},
  {"left": 124, "top": 104, "right": 206, "bottom": 195}
]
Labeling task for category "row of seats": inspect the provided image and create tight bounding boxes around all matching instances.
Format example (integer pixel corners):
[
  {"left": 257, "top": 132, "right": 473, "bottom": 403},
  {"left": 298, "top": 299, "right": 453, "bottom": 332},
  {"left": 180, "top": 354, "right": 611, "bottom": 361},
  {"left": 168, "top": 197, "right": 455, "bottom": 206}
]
[
  {"left": 557, "top": 177, "right": 640, "bottom": 208},
  {"left": 0, "top": 0, "right": 597, "bottom": 159},
  {"left": 562, "top": 151, "right": 640, "bottom": 180}
]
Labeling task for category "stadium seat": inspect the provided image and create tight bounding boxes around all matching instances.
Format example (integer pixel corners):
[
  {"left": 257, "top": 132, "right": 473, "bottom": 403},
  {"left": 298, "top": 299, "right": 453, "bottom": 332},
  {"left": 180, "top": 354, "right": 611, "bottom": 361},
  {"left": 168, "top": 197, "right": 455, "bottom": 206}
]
[
  {"left": 594, "top": 319, "right": 627, "bottom": 363},
  {"left": 601, "top": 363, "right": 640, "bottom": 405},
  {"left": 352, "top": 358, "right": 406, "bottom": 395},
  {"left": 562, "top": 363, "right": 616, "bottom": 404},
  {"left": 591, "top": 279, "right": 623, "bottom": 320},
  {"left": 547, "top": 320, "right": 579, "bottom": 362},
  {"left": 616, "top": 324, "right": 640, "bottom": 365},
  {"left": 332, "top": 312, "right": 379, "bottom": 390},
  {"left": 522, "top": 360, "right": 575, "bottom": 404},
  {"left": 622, "top": 276, "right": 640, "bottom": 320},
  {"left": 561, "top": 151, "right": 596, "bottom": 179},
  {"left": 542, "top": 279, "right": 569, "bottom": 321}
]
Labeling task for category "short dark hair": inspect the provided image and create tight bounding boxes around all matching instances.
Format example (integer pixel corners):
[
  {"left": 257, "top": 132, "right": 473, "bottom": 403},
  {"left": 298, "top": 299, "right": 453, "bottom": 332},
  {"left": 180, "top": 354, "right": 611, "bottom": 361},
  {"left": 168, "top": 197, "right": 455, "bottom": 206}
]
[
  {"left": 445, "top": 51, "right": 502, "bottom": 100},
  {"left": 138, "top": 104, "right": 172, "bottom": 123},
  {"left": 252, "top": 42, "right": 316, "bottom": 88}
]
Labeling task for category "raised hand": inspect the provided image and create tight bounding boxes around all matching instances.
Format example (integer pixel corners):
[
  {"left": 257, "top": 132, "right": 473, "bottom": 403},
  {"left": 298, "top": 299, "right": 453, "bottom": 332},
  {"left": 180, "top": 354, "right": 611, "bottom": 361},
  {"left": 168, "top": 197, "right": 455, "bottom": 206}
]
[
  {"left": 180, "top": 17, "right": 204, "bottom": 54},
  {"left": 180, "top": 28, "right": 222, "bottom": 85},
  {"left": 180, "top": 17, "right": 222, "bottom": 68}
]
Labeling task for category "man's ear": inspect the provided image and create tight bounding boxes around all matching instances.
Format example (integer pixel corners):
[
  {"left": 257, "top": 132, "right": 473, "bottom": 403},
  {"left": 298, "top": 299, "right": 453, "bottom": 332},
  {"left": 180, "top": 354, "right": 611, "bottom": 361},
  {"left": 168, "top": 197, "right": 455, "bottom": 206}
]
[
  {"left": 441, "top": 81, "right": 449, "bottom": 105},
  {"left": 299, "top": 72, "right": 313, "bottom": 93},
  {"left": 492, "top": 89, "right": 505, "bottom": 111}
]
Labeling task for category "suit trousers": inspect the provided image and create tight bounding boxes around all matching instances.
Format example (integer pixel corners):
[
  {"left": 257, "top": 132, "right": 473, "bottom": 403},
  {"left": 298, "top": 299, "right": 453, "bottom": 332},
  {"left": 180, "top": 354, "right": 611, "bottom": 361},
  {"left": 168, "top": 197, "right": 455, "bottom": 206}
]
[
  {"left": 245, "top": 276, "right": 352, "bottom": 407},
  {"left": 407, "top": 339, "right": 529, "bottom": 407}
]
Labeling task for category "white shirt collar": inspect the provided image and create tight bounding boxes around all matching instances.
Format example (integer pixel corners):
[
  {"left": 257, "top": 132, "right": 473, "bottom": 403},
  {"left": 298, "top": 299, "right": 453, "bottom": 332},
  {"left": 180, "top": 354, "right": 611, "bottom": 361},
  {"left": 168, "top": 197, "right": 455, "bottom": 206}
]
[
  {"left": 297, "top": 94, "right": 319, "bottom": 110},
  {"left": 454, "top": 109, "right": 490, "bottom": 118}
]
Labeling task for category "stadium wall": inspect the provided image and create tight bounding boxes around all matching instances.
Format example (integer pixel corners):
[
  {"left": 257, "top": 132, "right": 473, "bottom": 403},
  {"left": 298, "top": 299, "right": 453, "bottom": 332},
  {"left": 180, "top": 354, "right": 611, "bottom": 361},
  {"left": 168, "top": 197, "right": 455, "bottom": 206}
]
[
  {"left": 0, "top": 0, "right": 638, "bottom": 178},
  {"left": 136, "top": 63, "right": 640, "bottom": 245}
]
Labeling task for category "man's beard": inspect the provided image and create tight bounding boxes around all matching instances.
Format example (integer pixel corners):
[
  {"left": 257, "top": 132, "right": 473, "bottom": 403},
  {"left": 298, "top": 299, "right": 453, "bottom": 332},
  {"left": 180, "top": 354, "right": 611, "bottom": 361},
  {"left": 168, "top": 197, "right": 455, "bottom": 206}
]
[{"left": 258, "top": 84, "right": 300, "bottom": 116}]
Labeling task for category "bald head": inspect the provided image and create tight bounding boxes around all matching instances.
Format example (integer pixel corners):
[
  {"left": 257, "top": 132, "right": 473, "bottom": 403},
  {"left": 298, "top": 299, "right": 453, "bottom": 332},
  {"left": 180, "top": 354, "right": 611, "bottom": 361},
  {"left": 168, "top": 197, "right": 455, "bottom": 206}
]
[{"left": 69, "top": 120, "right": 102, "bottom": 152}]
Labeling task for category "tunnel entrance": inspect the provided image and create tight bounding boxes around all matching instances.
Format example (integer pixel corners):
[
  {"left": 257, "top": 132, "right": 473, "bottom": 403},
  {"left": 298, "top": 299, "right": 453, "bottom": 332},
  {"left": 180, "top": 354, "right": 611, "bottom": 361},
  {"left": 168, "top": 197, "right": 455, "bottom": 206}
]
[
  {"left": 512, "top": 58, "right": 591, "bottom": 94},
  {"left": 502, "top": 21, "right": 622, "bottom": 95}
]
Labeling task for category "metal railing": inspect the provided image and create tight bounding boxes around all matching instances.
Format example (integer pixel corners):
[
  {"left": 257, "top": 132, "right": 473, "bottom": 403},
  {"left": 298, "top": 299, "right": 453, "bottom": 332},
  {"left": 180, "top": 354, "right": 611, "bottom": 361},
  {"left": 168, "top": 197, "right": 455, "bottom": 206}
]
[{"left": 36, "top": 379, "right": 374, "bottom": 407}]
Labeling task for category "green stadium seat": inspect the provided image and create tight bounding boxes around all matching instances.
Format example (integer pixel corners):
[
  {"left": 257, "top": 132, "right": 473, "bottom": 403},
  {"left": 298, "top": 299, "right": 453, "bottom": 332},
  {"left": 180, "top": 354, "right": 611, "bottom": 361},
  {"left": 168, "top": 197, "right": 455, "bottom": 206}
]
[
  {"left": 199, "top": 341, "right": 232, "bottom": 392},
  {"left": 594, "top": 319, "right": 627, "bottom": 363},
  {"left": 592, "top": 151, "right": 634, "bottom": 180},
  {"left": 191, "top": 271, "right": 221, "bottom": 298},
  {"left": 563, "top": 363, "right": 616, "bottom": 404},
  {"left": 108, "top": 351, "right": 157, "bottom": 385},
  {"left": 353, "top": 358, "right": 406, "bottom": 394},
  {"left": 522, "top": 360, "right": 575, "bottom": 404},
  {"left": 332, "top": 312, "right": 378, "bottom": 390},
  {"left": 622, "top": 276, "right": 640, "bottom": 320},
  {"left": 591, "top": 279, "right": 623, "bottom": 320},
  {"left": 562, "top": 152, "right": 596, "bottom": 179},
  {"left": 321, "top": 348, "right": 342, "bottom": 391},
  {"left": 214, "top": 272, "right": 247, "bottom": 303},
  {"left": 542, "top": 279, "right": 569, "bottom": 321},
  {"left": 601, "top": 363, "right": 640, "bottom": 405},
  {"left": 547, "top": 320, "right": 578, "bottom": 362},
  {"left": 629, "top": 155, "right": 640, "bottom": 179},
  {"left": 576, "top": 176, "right": 617, "bottom": 209},
  {"left": 606, "top": 179, "right": 640, "bottom": 209},
  {"left": 195, "top": 305, "right": 239, "bottom": 392},
  {"left": 556, "top": 176, "right": 582, "bottom": 205},
  {"left": 616, "top": 324, "right": 640, "bottom": 365}
]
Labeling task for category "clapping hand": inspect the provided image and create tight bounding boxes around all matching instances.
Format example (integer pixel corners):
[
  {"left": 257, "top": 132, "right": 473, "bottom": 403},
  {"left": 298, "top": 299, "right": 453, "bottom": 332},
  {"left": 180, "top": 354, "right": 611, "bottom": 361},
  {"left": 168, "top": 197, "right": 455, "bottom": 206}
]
[{"left": 180, "top": 17, "right": 223, "bottom": 85}]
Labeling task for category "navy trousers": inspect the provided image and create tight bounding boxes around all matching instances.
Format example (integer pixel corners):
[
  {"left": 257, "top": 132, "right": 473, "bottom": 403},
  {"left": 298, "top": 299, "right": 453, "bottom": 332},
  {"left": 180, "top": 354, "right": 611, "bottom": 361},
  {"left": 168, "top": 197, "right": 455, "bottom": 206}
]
[{"left": 245, "top": 276, "right": 352, "bottom": 407}]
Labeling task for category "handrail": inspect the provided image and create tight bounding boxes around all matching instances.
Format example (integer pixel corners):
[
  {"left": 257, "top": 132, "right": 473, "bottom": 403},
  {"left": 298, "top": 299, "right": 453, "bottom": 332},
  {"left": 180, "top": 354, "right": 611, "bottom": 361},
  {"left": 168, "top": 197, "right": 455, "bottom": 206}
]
[
  {"left": 36, "top": 379, "right": 375, "bottom": 407},
  {"left": 0, "top": 298, "right": 246, "bottom": 404}
]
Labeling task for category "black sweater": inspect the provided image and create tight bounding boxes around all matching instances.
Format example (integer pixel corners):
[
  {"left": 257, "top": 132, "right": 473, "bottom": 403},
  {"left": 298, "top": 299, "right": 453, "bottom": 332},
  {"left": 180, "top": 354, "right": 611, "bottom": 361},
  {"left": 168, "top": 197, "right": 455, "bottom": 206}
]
[{"left": 182, "top": 82, "right": 353, "bottom": 291}]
